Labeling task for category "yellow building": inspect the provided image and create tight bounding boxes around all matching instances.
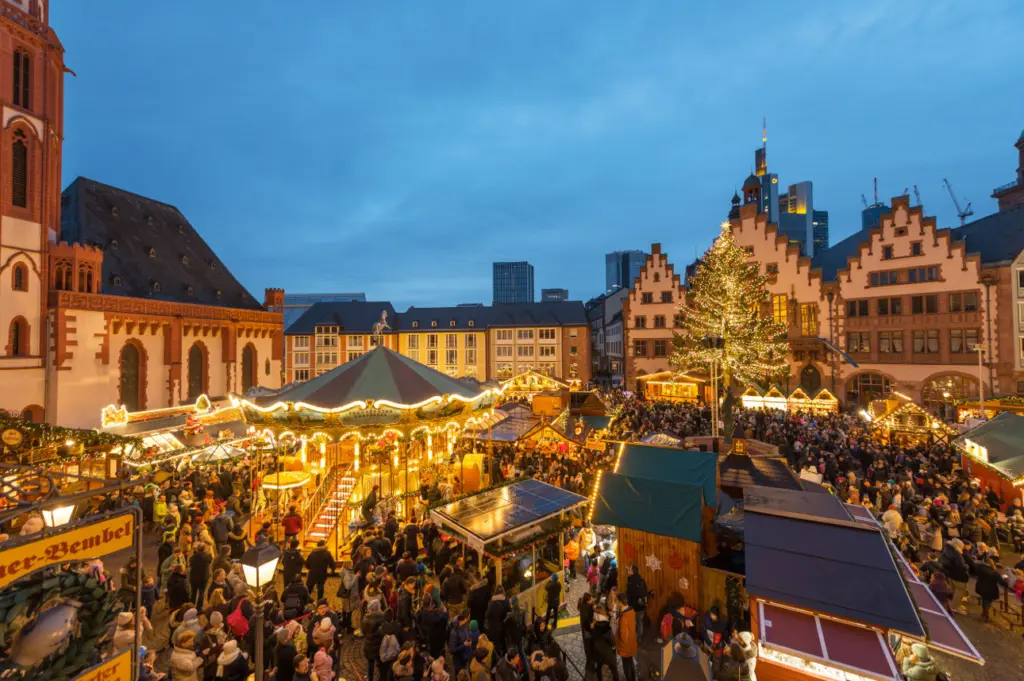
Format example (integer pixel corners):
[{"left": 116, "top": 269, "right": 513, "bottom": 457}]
[{"left": 399, "top": 307, "right": 487, "bottom": 381}]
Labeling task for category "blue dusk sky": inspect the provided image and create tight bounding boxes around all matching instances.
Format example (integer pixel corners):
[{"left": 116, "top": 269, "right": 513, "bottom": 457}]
[{"left": 54, "top": 1, "right": 1023, "bottom": 308}]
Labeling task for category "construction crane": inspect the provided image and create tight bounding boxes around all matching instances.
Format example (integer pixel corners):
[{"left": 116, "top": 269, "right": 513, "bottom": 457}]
[
  {"left": 942, "top": 178, "right": 973, "bottom": 226},
  {"left": 913, "top": 185, "right": 923, "bottom": 213},
  {"left": 861, "top": 194, "right": 869, "bottom": 209}
]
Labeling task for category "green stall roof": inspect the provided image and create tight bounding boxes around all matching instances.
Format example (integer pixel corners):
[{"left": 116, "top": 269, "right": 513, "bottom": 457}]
[
  {"left": 591, "top": 472, "right": 704, "bottom": 543},
  {"left": 615, "top": 443, "right": 718, "bottom": 505}
]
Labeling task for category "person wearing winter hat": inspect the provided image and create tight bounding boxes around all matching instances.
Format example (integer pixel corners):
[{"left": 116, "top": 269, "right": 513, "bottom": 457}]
[
  {"left": 216, "top": 639, "right": 249, "bottom": 681},
  {"left": 314, "top": 647, "right": 336, "bottom": 681},
  {"left": 138, "top": 646, "right": 159, "bottom": 681},
  {"left": 544, "top": 573, "right": 561, "bottom": 630},
  {"left": 429, "top": 655, "right": 451, "bottom": 681},
  {"left": 170, "top": 630, "right": 203, "bottom": 681},
  {"left": 173, "top": 608, "right": 203, "bottom": 647},
  {"left": 276, "top": 627, "right": 298, "bottom": 681},
  {"left": 901, "top": 643, "right": 939, "bottom": 681},
  {"left": 113, "top": 610, "right": 152, "bottom": 652},
  {"left": 735, "top": 631, "right": 757, "bottom": 681},
  {"left": 312, "top": 616, "right": 337, "bottom": 652}
]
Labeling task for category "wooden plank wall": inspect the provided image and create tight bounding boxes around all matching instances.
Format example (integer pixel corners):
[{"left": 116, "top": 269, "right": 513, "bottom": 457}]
[
  {"left": 700, "top": 566, "right": 745, "bottom": 615},
  {"left": 616, "top": 527, "right": 701, "bottom": 618}
]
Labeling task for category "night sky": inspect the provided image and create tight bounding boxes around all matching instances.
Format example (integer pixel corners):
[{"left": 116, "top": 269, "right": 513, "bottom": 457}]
[{"left": 54, "top": 1, "right": 1023, "bottom": 308}]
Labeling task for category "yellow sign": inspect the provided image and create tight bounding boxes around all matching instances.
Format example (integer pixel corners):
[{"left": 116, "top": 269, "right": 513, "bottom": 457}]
[
  {"left": 1, "top": 429, "right": 23, "bottom": 447},
  {"left": 73, "top": 649, "right": 133, "bottom": 681},
  {"left": 0, "top": 514, "right": 134, "bottom": 589}
]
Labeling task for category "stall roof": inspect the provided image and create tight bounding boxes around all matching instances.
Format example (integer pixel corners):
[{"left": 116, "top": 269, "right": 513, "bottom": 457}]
[
  {"left": 614, "top": 443, "right": 718, "bottom": 505},
  {"left": 591, "top": 472, "right": 704, "bottom": 543},
  {"left": 639, "top": 431, "right": 683, "bottom": 446},
  {"left": 745, "top": 511, "right": 924, "bottom": 637},
  {"left": 719, "top": 454, "right": 803, "bottom": 494},
  {"left": 430, "top": 479, "right": 587, "bottom": 545},
  {"left": 743, "top": 485, "right": 852, "bottom": 522},
  {"left": 951, "top": 411, "right": 1024, "bottom": 480},
  {"left": 582, "top": 414, "right": 612, "bottom": 431},
  {"left": 469, "top": 417, "right": 540, "bottom": 442}
]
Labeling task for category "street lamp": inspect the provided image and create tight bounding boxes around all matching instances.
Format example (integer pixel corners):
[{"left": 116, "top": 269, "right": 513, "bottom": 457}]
[
  {"left": 241, "top": 542, "right": 281, "bottom": 681},
  {"left": 971, "top": 344, "right": 986, "bottom": 420},
  {"left": 41, "top": 503, "right": 76, "bottom": 528}
]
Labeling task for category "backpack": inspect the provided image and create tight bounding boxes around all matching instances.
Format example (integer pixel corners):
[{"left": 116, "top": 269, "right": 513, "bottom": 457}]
[
  {"left": 227, "top": 599, "right": 249, "bottom": 637},
  {"left": 380, "top": 633, "right": 400, "bottom": 662},
  {"left": 283, "top": 592, "right": 303, "bottom": 619}
]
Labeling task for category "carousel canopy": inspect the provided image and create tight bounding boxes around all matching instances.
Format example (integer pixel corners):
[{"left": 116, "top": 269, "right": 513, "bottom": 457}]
[
  {"left": 951, "top": 411, "right": 1024, "bottom": 480},
  {"left": 258, "top": 346, "right": 480, "bottom": 407}
]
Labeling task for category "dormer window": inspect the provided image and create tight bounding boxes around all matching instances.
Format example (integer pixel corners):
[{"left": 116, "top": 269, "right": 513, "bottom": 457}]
[
  {"left": 112, "top": 275, "right": 123, "bottom": 287},
  {"left": 185, "top": 285, "right": 194, "bottom": 297},
  {"left": 431, "top": 321, "right": 437, "bottom": 328},
  {"left": 111, "top": 206, "right": 119, "bottom": 217},
  {"left": 147, "top": 247, "right": 156, "bottom": 258},
  {"left": 468, "top": 320, "right": 475, "bottom": 327},
  {"left": 216, "top": 289, "right": 223, "bottom": 300},
  {"left": 411, "top": 321, "right": 419, "bottom": 328},
  {"left": 209, "top": 259, "right": 218, "bottom": 270},
  {"left": 147, "top": 216, "right": 154, "bottom": 226},
  {"left": 109, "top": 239, "right": 119, "bottom": 251},
  {"left": 181, "top": 255, "right": 189, "bottom": 266},
  {"left": 177, "top": 224, "right": 185, "bottom": 234},
  {"left": 151, "top": 281, "right": 161, "bottom": 294},
  {"left": 450, "top": 320, "right": 456, "bottom": 327}
]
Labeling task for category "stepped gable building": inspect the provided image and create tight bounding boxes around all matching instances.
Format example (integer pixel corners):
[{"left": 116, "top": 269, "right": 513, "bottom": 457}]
[
  {"left": 622, "top": 243, "right": 686, "bottom": 391},
  {"left": 0, "top": 4, "right": 284, "bottom": 426},
  {"left": 728, "top": 132, "right": 1024, "bottom": 410}
]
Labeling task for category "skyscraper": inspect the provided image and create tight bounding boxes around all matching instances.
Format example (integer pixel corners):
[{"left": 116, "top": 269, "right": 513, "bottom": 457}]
[
  {"left": 493, "top": 261, "right": 534, "bottom": 304},
  {"left": 605, "top": 250, "right": 647, "bottom": 292},
  {"left": 541, "top": 288, "right": 569, "bottom": 302},
  {"left": 812, "top": 210, "right": 829, "bottom": 253}
]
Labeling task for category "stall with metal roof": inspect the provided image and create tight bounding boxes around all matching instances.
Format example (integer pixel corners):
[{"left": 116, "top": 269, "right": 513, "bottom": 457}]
[{"left": 951, "top": 411, "right": 1024, "bottom": 507}]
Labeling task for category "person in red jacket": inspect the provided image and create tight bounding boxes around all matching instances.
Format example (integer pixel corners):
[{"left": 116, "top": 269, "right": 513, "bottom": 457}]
[{"left": 282, "top": 505, "right": 304, "bottom": 545}]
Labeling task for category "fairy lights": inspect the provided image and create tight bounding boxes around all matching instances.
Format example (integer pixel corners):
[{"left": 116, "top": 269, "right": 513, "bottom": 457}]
[{"left": 427, "top": 433, "right": 433, "bottom": 462}]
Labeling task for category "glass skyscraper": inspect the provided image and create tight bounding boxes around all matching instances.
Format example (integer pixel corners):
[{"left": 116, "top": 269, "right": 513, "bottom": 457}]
[
  {"left": 493, "top": 261, "right": 535, "bottom": 304},
  {"left": 605, "top": 250, "right": 647, "bottom": 292}
]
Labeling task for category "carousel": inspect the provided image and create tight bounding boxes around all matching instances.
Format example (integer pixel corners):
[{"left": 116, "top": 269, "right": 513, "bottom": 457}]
[{"left": 234, "top": 343, "right": 506, "bottom": 547}]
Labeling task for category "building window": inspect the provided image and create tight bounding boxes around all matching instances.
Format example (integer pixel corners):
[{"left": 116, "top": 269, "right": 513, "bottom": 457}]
[
  {"left": 293, "top": 352, "right": 310, "bottom": 366},
  {"left": 468, "top": 320, "right": 475, "bottom": 327},
  {"left": 8, "top": 317, "right": 29, "bottom": 356},
  {"left": 913, "top": 330, "right": 939, "bottom": 354},
  {"left": 660, "top": 291, "right": 672, "bottom": 303},
  {"left": 641, "top": 292, "right": 653, "bottom": 304},
  {"left": 446, "top": 349, "right": 457, "bottom": 365},
  {"left": 407, "top": 335, "right": 419, "bottom": 350},
  {"left": 496, "top": 329, "right": 512, "bottom": 342},
  {"left": 882, "top": 245, "right": 893, "bottom": 260},
  {"left": 12, "top": 50, "right": 30, "bottom": 110},
  {"left": 569, "top": 346, "right": 578, "bottom": 356},
  {"left": 772, "top": 294, "right": 788, "bottom": 325},
  {"left": 465, "top": 349, "right": 477, "bottom": 365},
  {"left": 449, "top": 320, "right": 456, "bottom": 328},
  {"left": 11, "top": 130, "right": 28, "bottom": 208},
  {"left": 846, "top": 299, "right": 869, "bottom": 318},
  {"left": 465, "top": 335, "right": 477, "bottom": 349},
  {"left": 295, "top": 369, "right": 310, "bottom": 381},
  {"left": 653, "top": 340, "right": 667, "bottom": 357},
  {"left": 635, "top": 316, "right": 647, "bottom": 329},
  {"left": 412, "top": 321, "right": 419, "bottom": 328},
  {"left": 950, "top": 329, "right": 979, "bottom": 354},
  {"left": 294, "top": 336, "right": 310, "bottom": 349},
  {"left": 11, "top": 263, "right": 27, "bottom": 292},
  {"left": 878, "top": 331, "right": 903, "bottom": 354},
  {"left": 634, "top": 340, "right": 647, "bottom": 357},
  {"left": 446, "top": 333, "right": 457, "bottom": 349},
  {"left": 539, "top": 345, "right": 555, "bottom": 357},
  {"left": 431, "top": 321, "right": 437, "bottom": 327},
  {"left": 673, "top": 313, "right": 684, "bottom": 328},
  {"left": 539, "top": 328, "right": 556, "bottom": 341},
  {"left": 569, "top": 329, "right": 578, "bottom": 338},
  {"left": 799, "top": 303, "right": 818, "bottom": 336},
  {"left": 427, "top": 349, "right": 438, "bottom": 365},
  {"left": 653, "top": 315, "right": 666, "bottom": 329},
  {"left": 496, "top": 346, "right": 512, "bottom": 358},
  {"left": 846, "top": 332, "right": 870, "bottom": 353},
  {"left": 907, "top": 266, "right": 938, "bottom": 283},
  {"left": 427, "top": 334, "right": 438, "bottom": 349},
  {"left": 517, "top": 329, "right": 534, "bottom": 341},
  {"left": 345, "top": 335, "right": 361, "bottom": 348},
  {"left": 653, "top": 272, "right": 661, "bottom": 283},
  {"left": 517, "top": 345, "right": 534, "bottom": 357},
  {"left": 950, "top": 292, "right": 979, "bottom": 313},
  {"left": 911, "top": 242, "right": 922, "bottom": 256},
  {"left": 912, "top": 296, "right": 923, "bottom": 314},
  {"left": 926, "top": 295, "right": 937, "bottom": 314}
]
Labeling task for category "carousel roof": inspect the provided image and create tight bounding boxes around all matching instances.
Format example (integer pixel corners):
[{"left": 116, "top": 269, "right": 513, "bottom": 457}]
[{"left": 259, "top": 345, "right": 481, "bottom": 407}]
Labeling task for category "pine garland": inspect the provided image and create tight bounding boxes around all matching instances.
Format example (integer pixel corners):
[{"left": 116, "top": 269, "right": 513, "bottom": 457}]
[{"left": 671, "top": 223, "right": 789, "bottom": 388}]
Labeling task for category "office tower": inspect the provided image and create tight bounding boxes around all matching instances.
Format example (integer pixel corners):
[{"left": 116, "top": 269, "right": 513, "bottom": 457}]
[
  {"left": 493, "top": 261, "right": 534, "bottom": 304},
  {"left": 605, "top": 250, "right": 647, "bottom": 292},
  {"left": 812, "top": 210, "right": 829, "bottom": 253},
  {"left": 541, "top": 288, "right": 569, "bottom": 302}
]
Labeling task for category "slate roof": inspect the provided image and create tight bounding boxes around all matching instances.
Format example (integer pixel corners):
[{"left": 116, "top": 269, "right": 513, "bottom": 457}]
[
  {"left": 810, "top": 228, "right": 872, "bottom": 282},
  {"left": 950, "top": 202, "right": 1024, "bottom": 265},
  {"left": 718, "top": 454, "right": 803, "bottom": 495},
  {"left": 59, "top": 177, "right": 264, "bottom": 310},
  {"left": 487, "top": 301, "right": 589, "bottom": 327},
  {"left": 287, "top": 301, "right": 398, "bottom": 335},
  {"left": 399, "top": 306, "right": 486, "bottom": 332},
  {"left": 591, "top": 472, "right": 704, "bottom": 543},
  {"left": 744, "top": 511, "right": 925, "bottom": 636},
  {"left": 260, "top": 345, "right": 479, "bottom": 406},
  {"left": 742, "top": 485, "right": 852, "bottom": 522}
]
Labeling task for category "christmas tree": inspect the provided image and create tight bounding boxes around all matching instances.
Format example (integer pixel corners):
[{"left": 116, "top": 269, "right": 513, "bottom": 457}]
[{"left": 671, "top": 222, "right": 789, "bottom": 388}]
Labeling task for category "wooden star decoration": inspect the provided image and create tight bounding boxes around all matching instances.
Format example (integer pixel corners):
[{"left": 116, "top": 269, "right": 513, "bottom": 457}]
[{"left": 645, "top": 553, "right": 662, "bottom": 572}]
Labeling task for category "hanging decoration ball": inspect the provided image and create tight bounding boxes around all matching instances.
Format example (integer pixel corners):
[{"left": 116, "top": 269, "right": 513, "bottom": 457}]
[
  {"left": 668, "top": 551, "right": 684, "bottom": 570},
  {"left": 621, "top": 542, "right": 638, "bottom": 561}
]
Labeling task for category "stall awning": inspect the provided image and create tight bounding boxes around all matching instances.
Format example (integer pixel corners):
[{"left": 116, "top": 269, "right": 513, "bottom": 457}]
[
  {"left": 719, "top": 454, "right": 803, "bottom": 493},
  {"left": 614, "top": 443, "right": 718, "bottom": 506},
  {"left": 743, "top": 485, "right": 852, "bottom": 522},
  {"left": 759, "top": 601, "right": 900, "bottom": 681},
  {"left": 582, "top": 414, "right": 612, "bottom": 431},
  {"left": 591, "top": 472, "right": 703, "bottom": 542},
  {"left": 951, "top": 410, "right": 1024, "bottom": 481},
  {"left": 469, "top": 417, "right": 540, "bottom": 442},
  {"left": 639, "top": 431, "right": 682, "bottom": 447}
]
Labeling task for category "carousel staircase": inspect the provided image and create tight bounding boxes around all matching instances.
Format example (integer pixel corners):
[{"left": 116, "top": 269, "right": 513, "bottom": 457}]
[{"left": 304, "top": 473, "right": 356, "bottom": 549}]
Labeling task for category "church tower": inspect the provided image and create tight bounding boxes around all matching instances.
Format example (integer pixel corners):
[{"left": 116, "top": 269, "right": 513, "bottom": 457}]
[{"left": 1, "top": 0, "right": 65, "bottom": 421}]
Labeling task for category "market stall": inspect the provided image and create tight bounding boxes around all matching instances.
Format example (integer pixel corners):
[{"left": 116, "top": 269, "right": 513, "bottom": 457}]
[
  {"left": 869, "top": 401, "right": 957, "bottom": 446},
  {"left": 637, "top": 371, "right": 707, "bottom": 403},
  {"left": 429, "top": 478, "right": 588, "bottom": 612},
  {"left": 787, "top": 387, "right": 840, "bottom": 414},
  {"left": 955, "top": 395, "right": 1024, "bottom": 422},
  {"left": 500, "top": 370, "right": 571, "bottom": 402},
  {"left": 951, "top": 411, "right": 1024, "bottom": 508}
]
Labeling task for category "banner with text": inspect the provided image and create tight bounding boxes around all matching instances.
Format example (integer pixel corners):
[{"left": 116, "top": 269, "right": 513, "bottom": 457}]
[
  {"left": 0, "top": 513, "right": 135, "bottom": 589},
  {"left": 72, "top": 649, "right": 133, "bottom": 681}
]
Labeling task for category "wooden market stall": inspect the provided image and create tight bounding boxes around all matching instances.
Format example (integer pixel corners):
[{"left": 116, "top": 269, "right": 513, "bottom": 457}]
[
  {"left": 955, "top": 395, "right": 1024, "bottom": 422},
  {"left": 500, "top": 370, "right": 571, "bottom": 405},
  {"left": 787, "top": 387, "right": 840, "bottom": 414},
  {"left": 869, "top": 401, "right": 957, "bottom": 446},
  {"left": 951, "top": 411, "right": 1024, "bottom": 509},
  {"left": 637, "top": 372, "right": 708, "bottom": 403}
]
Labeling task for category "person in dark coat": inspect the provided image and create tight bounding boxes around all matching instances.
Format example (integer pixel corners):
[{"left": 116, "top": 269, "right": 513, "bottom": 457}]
[
  {"left": 485, "top": 586, "right": 510, "bottom": 657},
  {"left": 275, "top": 627, "right": 299, "bottom": 681},
  {"left": 625, "top": 565, "right": 649, "bottom": 643},
  {"left": 166, "top": 565, "right": 191, "bottom": 611},
  {"left": 577, "top": 593, "right": 596, "bottom": 676},
  {"left": 939, "top": 539, "right": 970, "bottom": 614},
  {"left": 305, "top": 540, "right": 336, "bottom": 601},
  {"left": 416, "top": 595, "right": 449, "bottom": 658},
  {"left": 504, "top": 596, "right": 525, "bottom": 655},
  {"left": 208, "top": 509, "right": 234, "bottom": 547},
  {"left": 157, "top": 534, "right": 176, "bottom": 584},
  {"left": 362, "top": 599, "right": 387, "bottom": 681},
  {"left": 282, "top": 540, "right": 306, "bottom": 588},
  {"left": 543, "top": 574, "right": 562, "bottom": 630},
  {"left": 468, "top": 577, "right": 491, "bottom": 628},
  {"left": 403, "top": 518, "right": 420, "bottom": 558},
  {"left": 974, "top": 555, "right": 1006, "bottom": 622},
  {"left": 397, "top": 577, "right": 417, "bottom": 639},
  {"left": 227, "top": 524, "right": 248, "bottom": 560},
  {"left": 190, "top": 542, "right": 213, "bottom": 609},
  {"left": 384, "top": 512, "right": 400, "bottom": 542},
  {"left": 361, "top": 485, "right": 379, "bottom": 524}
]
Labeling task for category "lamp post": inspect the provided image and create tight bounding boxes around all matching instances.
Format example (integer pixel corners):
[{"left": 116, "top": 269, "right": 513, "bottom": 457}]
[
  {"left": 41, "top": 502, "right": 76, "bottom": 528},
  {"left": 241, "top": 542, "right": 281, "bottom": 681},
  {"left": 826, "top": 290, "right": 836, "bottom": 396},
  {"left": 972, "top": 344, "right": 986, "bottom": 420}
]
